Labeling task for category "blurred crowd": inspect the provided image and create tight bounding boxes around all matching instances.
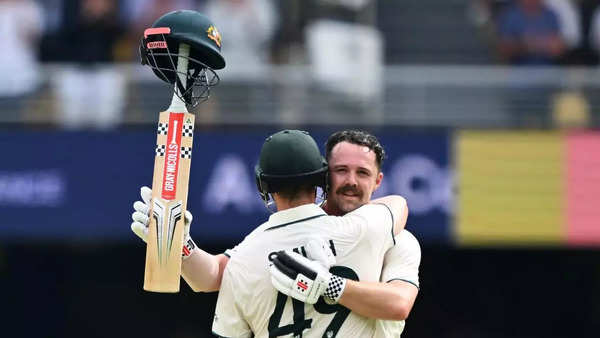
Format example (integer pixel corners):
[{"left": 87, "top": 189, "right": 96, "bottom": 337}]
[
  {"left": 0, "top": 0, "right": 282, "bottom": 128},
  {"left": 0, "top": 0, "right": 384, "bottom": 128},
  {"left": 474, "top": 0, "right": 600, "bottom": 65},
  {"left": 2, "top": 0, "right": 600, "bottom": 128}
]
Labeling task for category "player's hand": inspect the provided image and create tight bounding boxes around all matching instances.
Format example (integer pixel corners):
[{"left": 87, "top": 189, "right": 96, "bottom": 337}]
[
  {"left": 305, "top": 237, "right": 336, "bottom": 269},
  {"left": 269, "top": 249, "right": 346, "bottom": 305},
  {"left": 130, "top": 186, "right": 152, "bottom": 242},
  {"left": 130, "top": 186, "right": 196, "bottom": 259}
]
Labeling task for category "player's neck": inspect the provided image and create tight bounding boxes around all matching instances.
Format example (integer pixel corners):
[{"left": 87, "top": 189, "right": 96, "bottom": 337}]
[
  {"left": 321, "top": 200, "right": 344, "bottom": 216},
  {"left": 273, "top": 193, "right": 316, "bottom": 211}
]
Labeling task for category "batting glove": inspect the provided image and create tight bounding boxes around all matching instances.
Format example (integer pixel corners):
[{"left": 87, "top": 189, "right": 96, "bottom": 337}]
[
  {"left": 304, "top": 237, "right": 336, "bottom": 269},
  {"left": 130, "top": 186, "right": 196, "bottom": 259},
  {"left": 269, "top": 249, "right": 346, "bottom": 304}
]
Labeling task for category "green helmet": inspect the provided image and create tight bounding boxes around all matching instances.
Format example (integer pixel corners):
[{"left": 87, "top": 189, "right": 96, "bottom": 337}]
[
  {"left": 255, "top": 130, "right": 328, "bottom": 202},
  {"left": 140, "top": 10, "right": 225, "bottom": 106}
]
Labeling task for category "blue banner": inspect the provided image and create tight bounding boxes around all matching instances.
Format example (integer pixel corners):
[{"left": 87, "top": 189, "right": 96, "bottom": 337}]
[{"left": 0, "top": 129, "right": 451, "bottom": 244}]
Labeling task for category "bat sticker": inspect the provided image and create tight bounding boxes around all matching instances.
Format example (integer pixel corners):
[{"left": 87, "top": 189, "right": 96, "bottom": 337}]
[
  {"left": 152, "top": 199, "right": 182, "bottom": 265},
  {"left": 161, "top": 113, "right": 184, "bottom": 200}
]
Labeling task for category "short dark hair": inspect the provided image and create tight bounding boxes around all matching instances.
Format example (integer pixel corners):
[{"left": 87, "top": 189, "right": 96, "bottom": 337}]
[
  {"left": 325, "top": 130, "right": 386, "bottom": 170},
  {"left": 276, "top": 183, "right": 316, "bottom": 201}
]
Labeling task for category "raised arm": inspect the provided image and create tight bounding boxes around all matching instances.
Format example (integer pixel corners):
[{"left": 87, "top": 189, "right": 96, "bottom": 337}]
[
  {"left": 181, "top": 251, "right": 229, "bottom": 292},
  {"left": 130, "top": 186, "right": 229, "bottom": 292}
]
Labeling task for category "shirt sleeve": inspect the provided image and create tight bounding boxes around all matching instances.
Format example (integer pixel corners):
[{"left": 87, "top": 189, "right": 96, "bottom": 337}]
[
  {"left": 212, "top": 267, "right": 252, "bottom": 338},
  {"left": 345, "top": 203, "right": 396, "bottom": 251},
  {"left": 224, "top": 224, "right": 265, "bottom": 258},
  {"left": 381, "top": 230, "right": 421, "bottom": 288},
  {"left": 223, "top": 246, "right": 237, "bottom": 258}
]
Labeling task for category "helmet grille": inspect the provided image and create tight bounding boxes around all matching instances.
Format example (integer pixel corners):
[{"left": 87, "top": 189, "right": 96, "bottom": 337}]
[{"left": 140, "top": 32, "right": 220, "bottom": 107}]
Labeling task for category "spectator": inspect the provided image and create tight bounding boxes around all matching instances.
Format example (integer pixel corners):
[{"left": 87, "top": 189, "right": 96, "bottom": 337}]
[
  {"left": 566, "top": 0, "right": 600, "bottom": 65},
  {"left": 544, "top": 0, "right": 580, "bottom": 50},
  {"left": 0, "top": 0, "right": 43, "bottom": 117},
  {"left": 203, "top": 0, "right": 277, "bottom": 79},
  {"left": 305, "top": 0, "right": 383, "bottom": 103},
  {"left": 588, "top": 1, "right": 600, "bottom": 58},
  {"left": 496, "top": 0, "right": 566, "bottom": 65},
  {"left": 120, "top": 0, "right": 199, "bottom": 60},
  {"left": 53, "top": 0, "right": 126, "bottom": 129}
]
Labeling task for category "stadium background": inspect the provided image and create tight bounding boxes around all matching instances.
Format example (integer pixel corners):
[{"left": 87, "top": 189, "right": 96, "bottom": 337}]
[{"left": 2, "top": 0, "right": 600, "bottom": 337}]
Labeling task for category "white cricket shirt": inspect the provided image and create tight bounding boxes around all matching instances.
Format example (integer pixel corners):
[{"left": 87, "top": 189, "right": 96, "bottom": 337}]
[
  {"left": 212, "top": 203, "right": 395, "bottom": 338},
  {"left": 373, "top": 229, "right": 421, "bottom": 338}
]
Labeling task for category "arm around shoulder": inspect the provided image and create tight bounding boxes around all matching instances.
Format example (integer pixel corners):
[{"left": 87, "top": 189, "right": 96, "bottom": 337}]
[
  {"left": 338, "top": 279, "right": 418, "bottom": 321},
  {"left": 338, "top": 230, "right": 421, "bottom": 321},
  {"left": 370, "top": 195, "right": 408, "bottom": 236}
]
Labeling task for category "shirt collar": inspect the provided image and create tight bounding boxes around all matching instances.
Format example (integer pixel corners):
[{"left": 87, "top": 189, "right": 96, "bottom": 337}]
[{"left": 268, "top": 203, "right": 327, "bottom": 228}]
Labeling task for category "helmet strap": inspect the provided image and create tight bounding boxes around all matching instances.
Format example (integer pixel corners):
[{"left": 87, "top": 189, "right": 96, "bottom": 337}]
[
  {"left": 263, "top": 195, "right": 277, "bottom": 214},
  {"left": 257, "top": 177, "right": 277, "bottom": 214}
]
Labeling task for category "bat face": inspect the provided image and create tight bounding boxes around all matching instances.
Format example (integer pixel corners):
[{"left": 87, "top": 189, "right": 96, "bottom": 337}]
[{"left": 144, "top": 111, "right": 195, "bottom": 293}]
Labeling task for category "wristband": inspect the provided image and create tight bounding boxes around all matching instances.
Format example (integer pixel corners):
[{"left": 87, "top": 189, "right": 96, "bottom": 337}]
[
  {"left": 182, "top": 236, "right": 196, "bottom": 260},
  {"left": 323, "top": 275, "right": 346, "bottom": 303}
]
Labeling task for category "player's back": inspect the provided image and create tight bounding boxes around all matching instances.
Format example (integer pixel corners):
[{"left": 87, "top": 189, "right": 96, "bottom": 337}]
[{"left": 213, "top": 203, "right": 395, "bottom": 338}]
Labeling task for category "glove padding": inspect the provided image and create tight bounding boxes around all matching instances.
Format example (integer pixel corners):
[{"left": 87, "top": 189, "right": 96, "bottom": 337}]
[
  {"left": 130, "top": 186, "right": 195, "bottom": 259},
  {"left": 269, "top": 244, "right": 346, "bottom": 304},
  {"left": 305, "top": 237, "right": 336, "bottom": 270}
]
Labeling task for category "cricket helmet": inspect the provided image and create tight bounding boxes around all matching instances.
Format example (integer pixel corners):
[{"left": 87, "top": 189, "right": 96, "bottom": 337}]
[
  {"left": 140, "top": 10, "right": 225, "bottom": 106},
  {"left": 255, "top": 130, "right": 328, "bottom": 202}
]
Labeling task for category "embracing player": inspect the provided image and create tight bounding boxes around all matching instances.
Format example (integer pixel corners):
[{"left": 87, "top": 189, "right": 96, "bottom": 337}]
[
  {"left": 131, "top": 130, "right": 420, "bottom": 336},
  {"left": 272, "top": 130, "right": 421, "bottom": 337},
  {"left": 212, "top": 129, "right": 407, "bottom": 337}
]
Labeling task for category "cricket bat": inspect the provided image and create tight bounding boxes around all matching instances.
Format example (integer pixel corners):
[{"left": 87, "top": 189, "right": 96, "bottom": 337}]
[{"left": 144, "top": 43, "right": 194, "bottom": 293}]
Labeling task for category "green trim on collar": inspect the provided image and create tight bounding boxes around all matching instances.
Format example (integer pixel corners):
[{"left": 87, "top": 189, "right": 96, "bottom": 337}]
[{"left": 265, "top": 214, "right": 327, "bottom": 231}]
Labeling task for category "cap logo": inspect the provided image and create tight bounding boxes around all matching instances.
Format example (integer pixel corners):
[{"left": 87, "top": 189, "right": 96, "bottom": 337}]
[
  {"left": 206, "top": 25, "right": 222, "bottom": 48},
  {"left": 147, "top": 41, "right": 167, "bottom": 49}
]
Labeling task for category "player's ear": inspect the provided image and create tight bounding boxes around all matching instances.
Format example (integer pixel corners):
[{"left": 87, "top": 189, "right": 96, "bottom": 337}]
[{"left": 374, "top": 171, "right": 383, "bottom": 190}]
